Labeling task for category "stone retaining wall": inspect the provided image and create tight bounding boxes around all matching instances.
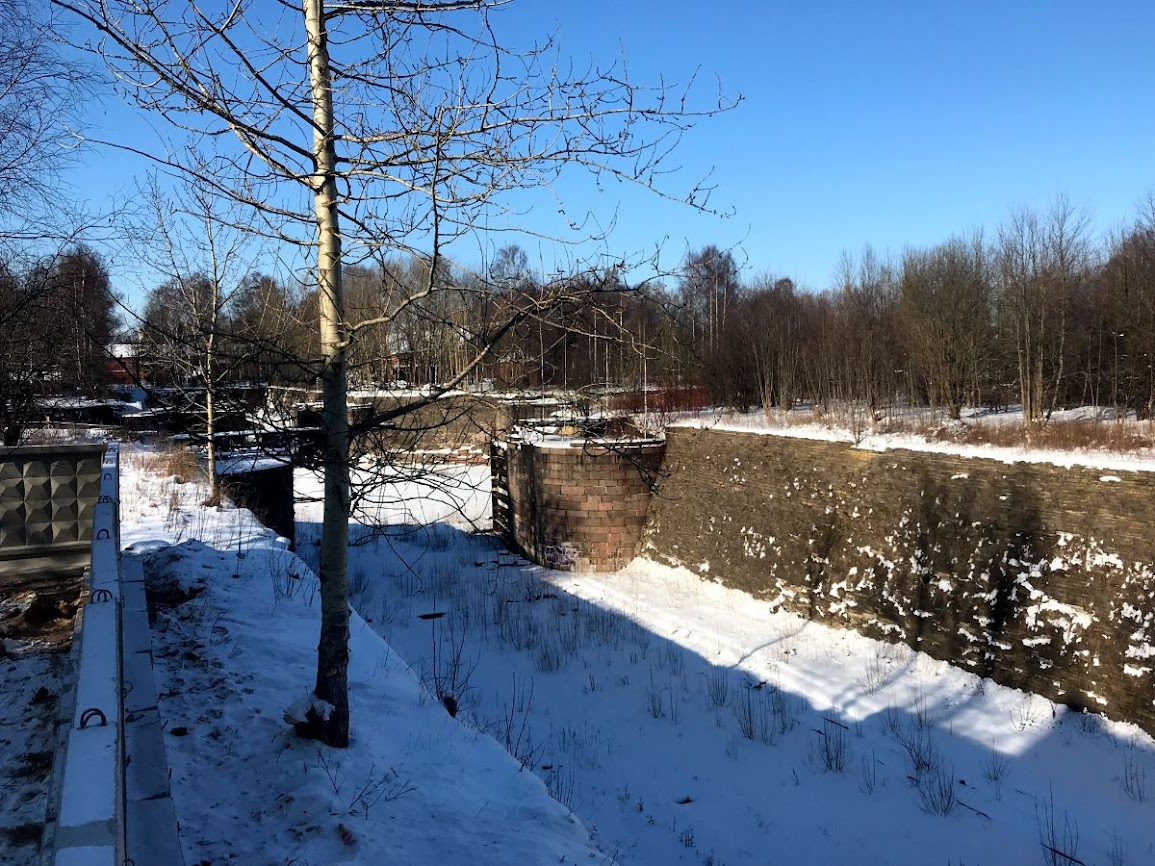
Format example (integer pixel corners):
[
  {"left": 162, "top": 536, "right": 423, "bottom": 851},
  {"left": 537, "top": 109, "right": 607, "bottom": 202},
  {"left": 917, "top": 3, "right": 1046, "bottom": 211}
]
[{"left": 643, "top": 429, "right": 1155, "bottom": 734}]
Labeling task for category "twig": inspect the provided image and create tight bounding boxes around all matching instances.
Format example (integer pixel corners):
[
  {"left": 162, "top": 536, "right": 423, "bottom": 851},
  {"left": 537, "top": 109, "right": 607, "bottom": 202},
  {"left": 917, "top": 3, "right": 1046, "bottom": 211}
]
[
  {"left": 956, "top": 799, "right": 991, "bottom": 820},
  {"left": 1040, "top": 844, "right": 1086, "bottom": 866}
]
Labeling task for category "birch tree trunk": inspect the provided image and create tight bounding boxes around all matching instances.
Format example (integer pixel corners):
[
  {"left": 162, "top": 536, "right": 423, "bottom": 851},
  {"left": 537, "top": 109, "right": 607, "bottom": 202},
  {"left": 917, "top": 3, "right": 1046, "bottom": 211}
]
[
  {"left": 304, "top": 0, "right": 351, "bottom": 748},
  {"left": 204, "top": 221, "right": 221, "bottom": 503}
]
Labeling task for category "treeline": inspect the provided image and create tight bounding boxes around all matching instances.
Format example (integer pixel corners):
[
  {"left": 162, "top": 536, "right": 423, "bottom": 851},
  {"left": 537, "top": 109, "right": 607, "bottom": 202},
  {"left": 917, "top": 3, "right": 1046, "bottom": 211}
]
[
  {"left": 0, "top": 246, "right": 116, "bottom": 443},
  {"left": 671, "top": 197, "right": 1155, "bottom": 421},
  {"left": 133, "top": 195, "right": 1155, "bottom": 425},
  {"left": 135, "top": 251, "right": 665, "bottom": 394}
]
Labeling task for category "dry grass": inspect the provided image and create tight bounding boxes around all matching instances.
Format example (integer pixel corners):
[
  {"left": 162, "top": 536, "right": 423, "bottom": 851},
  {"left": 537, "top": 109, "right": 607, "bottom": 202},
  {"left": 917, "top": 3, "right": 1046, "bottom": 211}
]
[
  {"left": 919, "top": 418, "right": 1155, "bottom": 453},
  {"left": 758, "top": 405, "right": 1155, "bottom": 455},
  {"left": 131, "top": 447, "right": 206, "bottom": 484}
]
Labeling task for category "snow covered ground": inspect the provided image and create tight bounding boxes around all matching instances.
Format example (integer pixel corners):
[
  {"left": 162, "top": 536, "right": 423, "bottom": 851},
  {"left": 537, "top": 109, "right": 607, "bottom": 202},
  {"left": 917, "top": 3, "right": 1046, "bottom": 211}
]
[
  {"left": 5, "top": 437, "right": 1154, "bottom": 865},
  {"left": 293, "top": 465, "right": 1155, "bottom": 866},
  {"left": 0, "top": 651, "right": 67, "bottom": 866},
  {"left": 116, "top": 453, "right": 602, "bottom": 866},
  {"left": 668, "top": 406, "right": 1155, "bottom": 473}
]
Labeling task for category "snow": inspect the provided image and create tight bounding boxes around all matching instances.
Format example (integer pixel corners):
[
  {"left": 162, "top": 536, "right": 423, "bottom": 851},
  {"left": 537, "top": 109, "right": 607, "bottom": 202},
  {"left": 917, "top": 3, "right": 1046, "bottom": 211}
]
[
  {"left": 36, "top": 397, "right": 122, "bottom": 410},
  {"left": 113, "top": 453, "right": 601, "bottom": 866},
  {"left": 304, "top": 462, "right": 1154, "bottom": 866},
  {"left": 6, "top": 442, "right": 1153, "bottom": 866},
  {"left": 0, "top": 652, "right": 66, "bottom": 866},
  {"left": 306, "top": 477, "right": 1155, "bottom": 865},
  {"left": 346, "top": 386, "right": 469, "bottom": 400},
  {"left": 107, "top": 343, "right": 145, "bottom": 359},
  {"left": 671, "top": 407, "right": 1155, "bottom": 473},
  {"left": 215, "top": 451, "right": 291, "bottom": 475},
  {"left": 507, "top": 425, "right": 663, "bottom": 450}
]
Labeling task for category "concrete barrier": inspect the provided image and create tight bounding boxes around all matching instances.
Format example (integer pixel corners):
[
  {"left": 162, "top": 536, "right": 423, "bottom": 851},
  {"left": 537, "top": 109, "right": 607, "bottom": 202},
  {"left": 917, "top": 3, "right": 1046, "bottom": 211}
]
[
  {"left": 50, "top": 444, "right": 122, "bottom": 865},
  {"left": 46, "top": 444, "right": 183, "bottom": 866},
  {"left": 0, "top": 443, "right": 103, "bottom": 587}
]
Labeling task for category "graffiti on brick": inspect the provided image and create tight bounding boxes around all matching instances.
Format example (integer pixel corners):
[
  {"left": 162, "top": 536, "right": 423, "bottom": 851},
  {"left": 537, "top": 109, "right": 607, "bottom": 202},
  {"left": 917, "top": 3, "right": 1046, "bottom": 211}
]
[{"left": 543, "top": 544, "right": 579, "bottom": 568}]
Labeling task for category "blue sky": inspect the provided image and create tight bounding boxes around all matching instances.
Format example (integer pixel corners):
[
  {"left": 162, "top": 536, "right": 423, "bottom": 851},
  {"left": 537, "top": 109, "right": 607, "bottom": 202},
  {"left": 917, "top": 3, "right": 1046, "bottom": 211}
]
[{"left": 64, "top": 0, "right": 1155, "bottom": 302}]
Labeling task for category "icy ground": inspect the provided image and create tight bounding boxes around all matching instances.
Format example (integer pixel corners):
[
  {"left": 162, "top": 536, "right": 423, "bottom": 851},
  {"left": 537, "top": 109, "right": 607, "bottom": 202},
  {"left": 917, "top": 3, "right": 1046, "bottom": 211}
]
[{"left": 4, "top": 445, "right": 1152, "bottom": 865}]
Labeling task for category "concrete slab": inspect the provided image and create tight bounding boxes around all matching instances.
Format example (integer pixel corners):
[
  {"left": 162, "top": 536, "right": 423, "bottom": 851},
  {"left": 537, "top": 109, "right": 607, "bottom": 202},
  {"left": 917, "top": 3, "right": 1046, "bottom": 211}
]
[
  {"left": 122, "top": 650, "right": 159, "bottom": 717},
  {"left": 123, "top": 710, "right": 170, "bottom": 802},
  {"left": 54, "top": 844, "right": 117, "bottom": 866},
  {"left": 121, "top": 616, "right": 153, "bottom": 658},
  {"left": 57, "top": 724, "right": 118, "bottom": 830},
  {"left": 126, "top": 795, "right": 184, "bottom": 866},
  {"left": 72, "top": 604, "right": 119, "bottom": 718},
  {"left": 120, "top": 574, "right": 147, "bottom": 616}
]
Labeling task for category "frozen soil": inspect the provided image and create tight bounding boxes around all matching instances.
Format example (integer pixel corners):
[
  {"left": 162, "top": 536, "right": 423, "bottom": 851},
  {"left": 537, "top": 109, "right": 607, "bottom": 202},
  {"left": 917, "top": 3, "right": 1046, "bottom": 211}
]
[{"left": 0, "top": 648, "right": 70, "bottom": 866}]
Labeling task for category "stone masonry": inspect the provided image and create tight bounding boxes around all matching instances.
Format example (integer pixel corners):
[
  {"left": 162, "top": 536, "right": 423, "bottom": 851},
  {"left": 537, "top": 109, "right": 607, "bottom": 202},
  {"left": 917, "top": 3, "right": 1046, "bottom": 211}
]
[{"left": 642, "top": 428, "right": 1155, "bottom": 735}]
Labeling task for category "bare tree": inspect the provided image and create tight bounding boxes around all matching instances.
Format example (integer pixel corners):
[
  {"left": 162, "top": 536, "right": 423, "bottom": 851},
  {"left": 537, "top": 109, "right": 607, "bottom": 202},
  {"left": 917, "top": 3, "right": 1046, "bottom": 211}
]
[
  {"left": 0, "top": 0, "right": 87, "bottom": 237},
  {"left": 678, "top": 245, "right": 744, "bottom": 403},
  {"left": 899, "top": 234, "right": 993, "bottom": 420},
  {"left": 0, "top": 244, "right": 118, "bottom": 443},
  {"left": 228, "top": 272, "right": 311, "bottom": 385},
  {"left": 0, "top": 0, "right": 96, "bottom": 441},
  {"left": 57, "top": 0, "right": 733, "bottom": 746},
  {"left": 1099, "top": 198, "right": 1155, "bottom": 417},
  {"left": 0, "top": 260, "right": 42, "bottom": 443},
  {"left": 44, "top": 246, "right": 117, "bottom": 393},
  {"left": 997, "top": 198, "right": 1093, "bottom": 423},
  {"left": 742, "top": 276, "right": 804, "bottom": 416},
  {"left": 135, "top": 180, "right": 272, "bottom": 500},
  {"left": 828, "top": 246, "right": 901, "bottom": 419}
]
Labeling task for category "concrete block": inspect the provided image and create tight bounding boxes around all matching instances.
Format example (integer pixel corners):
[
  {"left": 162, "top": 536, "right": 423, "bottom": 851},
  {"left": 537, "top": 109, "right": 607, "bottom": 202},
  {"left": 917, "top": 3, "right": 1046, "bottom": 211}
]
[
  {"left": 57, "top": 723, "right": 118, "bottom": 830},
  {"left": 123, "top": 709, "right": 171, "bottom": 802},
  {"left": 122, "top": 650, "right": 159, "bottom": 717},
  {"left": 55, "top": 846, "right": 117, "bottom": 866},
  {"left": 126, "top": 795, "right": 184, "bottom": 866}
]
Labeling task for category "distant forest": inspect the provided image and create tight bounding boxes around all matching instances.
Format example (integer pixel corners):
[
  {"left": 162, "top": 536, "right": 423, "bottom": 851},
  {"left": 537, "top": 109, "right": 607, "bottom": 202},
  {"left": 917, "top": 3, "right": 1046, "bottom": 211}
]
[
  {"left": 10, "top": 195, "right": 1155, "bottom": 431},
  {"left": 145, "top": 193, "right": 1145, "bottom": 425}
]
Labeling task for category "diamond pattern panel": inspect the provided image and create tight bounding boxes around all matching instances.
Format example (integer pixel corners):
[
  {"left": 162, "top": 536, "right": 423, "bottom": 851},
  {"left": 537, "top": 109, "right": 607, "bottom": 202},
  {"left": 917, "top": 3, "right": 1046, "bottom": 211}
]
[
  {"left": 54, "top": 500, "right": 80, "bottom": 543},
  {"left": 0, "top": 503, "right": 25, "bottom": 547},
  {"left": 0, "top": 461, "right": 23, "bottom": 549},
  {"left": 0, "top": 461, "right": 21, "bottom": 489},
  {"left": 23, "top": 460, "right": 53, "bottom": 546},
  {"left": 0, "top": 446, "right": 105, "bottom": 553},
  {"left": 75, "top": 457, "right": 102, "bottom": 541}
]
